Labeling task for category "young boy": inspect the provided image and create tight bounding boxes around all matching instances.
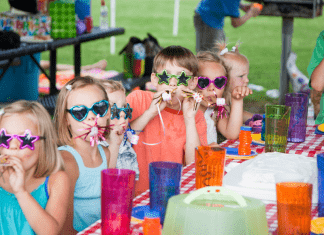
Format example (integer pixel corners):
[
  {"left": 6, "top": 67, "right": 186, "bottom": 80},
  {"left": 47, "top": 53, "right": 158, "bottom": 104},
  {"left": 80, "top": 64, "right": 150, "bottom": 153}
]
[
  {"left": 100, "top": 80, "right": 140, "bottom": 181},
  {"left": 127, "top": 45, "right": 207, "bottom": 195}
]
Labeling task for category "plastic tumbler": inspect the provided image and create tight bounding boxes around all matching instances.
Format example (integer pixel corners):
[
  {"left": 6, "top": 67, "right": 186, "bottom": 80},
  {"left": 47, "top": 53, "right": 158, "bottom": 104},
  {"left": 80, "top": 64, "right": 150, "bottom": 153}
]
[
  {"left": 149, "top": 161, "right": 182, "bottom": 225},
  {"left": 276, "top": 182, "right": 312, "bottom": 235},
  {"left": 195, "top": 146, "right": 226, "bottom": 189},
  {"left": 318, "top": 153, "right": 324, "bottom": 217},
  {"left": 285, "top": 93, "right": 308, "bottom": 143},
  {"left": 265, "top": 105, "right": 291, "bottom": 153},
  {"left": 101, "top": 169, "right": 136, "bottom": 235}
]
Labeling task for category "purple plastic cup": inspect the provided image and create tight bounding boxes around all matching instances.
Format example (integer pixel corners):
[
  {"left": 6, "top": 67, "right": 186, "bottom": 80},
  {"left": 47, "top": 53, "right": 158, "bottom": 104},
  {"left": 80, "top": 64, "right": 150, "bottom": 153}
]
[
  {"left": 285, "top": 93, "right": 308, "bottom": 142},
  {"left": 101, "top": 169, "right": 136, "bottom": 235},
  {"left": 149, "top": 161, "right": 182, "bottom": 224}
]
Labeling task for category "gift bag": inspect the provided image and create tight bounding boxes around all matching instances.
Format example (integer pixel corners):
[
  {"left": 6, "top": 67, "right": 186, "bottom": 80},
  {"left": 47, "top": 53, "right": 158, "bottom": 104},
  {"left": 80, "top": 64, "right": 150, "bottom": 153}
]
[{"left": 119, "top": 33, "right": 163, "bottom": 79}]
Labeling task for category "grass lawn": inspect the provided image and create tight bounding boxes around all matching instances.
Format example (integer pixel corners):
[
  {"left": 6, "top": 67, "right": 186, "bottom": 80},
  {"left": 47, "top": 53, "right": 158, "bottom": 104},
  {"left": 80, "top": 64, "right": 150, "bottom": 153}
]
[{"left": 1, "top": 1, "right": 323, "bottom": 112}]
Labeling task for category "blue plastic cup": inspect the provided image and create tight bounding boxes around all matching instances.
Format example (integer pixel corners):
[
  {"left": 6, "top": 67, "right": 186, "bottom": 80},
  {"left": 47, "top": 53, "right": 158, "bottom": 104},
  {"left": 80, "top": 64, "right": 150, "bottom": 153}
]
[
  {"left": 318, "top": 153, "right": 324, "bottom": 217},
  {"left": 149, "top": 161, "right": 182, "bottom": 224}
]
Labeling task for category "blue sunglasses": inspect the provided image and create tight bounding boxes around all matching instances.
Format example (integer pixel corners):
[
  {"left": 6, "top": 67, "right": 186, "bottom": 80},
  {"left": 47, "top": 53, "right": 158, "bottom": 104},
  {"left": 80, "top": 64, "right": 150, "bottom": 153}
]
[
  {"left": 111, "top": 103, "right": 132, "bottom": 120},
  {"left": 67, "top": 100, "right": 109, "bottom": 122}
]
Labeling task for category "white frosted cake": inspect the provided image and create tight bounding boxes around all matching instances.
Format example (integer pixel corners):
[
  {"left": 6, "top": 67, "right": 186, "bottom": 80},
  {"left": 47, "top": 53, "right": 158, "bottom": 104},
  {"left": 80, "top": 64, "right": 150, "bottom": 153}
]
[{"left": 239, "top": 152, "right": 316, "bottom": 190}]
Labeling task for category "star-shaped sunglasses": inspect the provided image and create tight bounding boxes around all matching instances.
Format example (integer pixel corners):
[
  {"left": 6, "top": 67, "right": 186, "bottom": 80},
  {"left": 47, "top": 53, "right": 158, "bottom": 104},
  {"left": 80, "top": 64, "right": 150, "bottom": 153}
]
[
  {"left": 156, "top": 69, "right": 193, "bottom": 86},
  {"left": 66, "top": 100, "right": 109, "bottom": 122},
  {"left": 111, "top": 103, "right": 133, "bottom": 120},
  {"left": 0, "top": 128, "right": 45, "bottom": 150},
  {"left": 197, "top": 76, "right": 227, "bottom": 90}
]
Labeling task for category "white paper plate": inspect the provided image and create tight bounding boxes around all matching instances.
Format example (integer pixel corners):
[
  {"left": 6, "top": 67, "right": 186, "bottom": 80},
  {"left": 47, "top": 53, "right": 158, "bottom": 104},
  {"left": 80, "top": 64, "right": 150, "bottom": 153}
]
[{"left": 223, "top": 155, "right": 318, "bottom": 204}]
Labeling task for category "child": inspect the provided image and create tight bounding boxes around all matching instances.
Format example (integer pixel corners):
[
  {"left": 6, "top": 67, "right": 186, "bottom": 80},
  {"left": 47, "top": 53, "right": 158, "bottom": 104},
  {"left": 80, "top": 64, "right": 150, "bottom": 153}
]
[
  {"left": 100, "top": 79, "right": 140, "bottom": 180},
  {"left": 217, "top": 41, "right": 259, "bottom": 124},
  {"left": 53, "top": 76, "right": 122, "bottom": 233},
  {"left": 127, "top": 45, "right": 208, "bottom": 195},
  {"left": 308, "top": 30, "right": 324, "bottom": 123},
  {"left": 0, "top": 100, "right": 69, "bottom": 234},
  {"left": 196, "top": 51, "right": 252, "bottom": 143}
]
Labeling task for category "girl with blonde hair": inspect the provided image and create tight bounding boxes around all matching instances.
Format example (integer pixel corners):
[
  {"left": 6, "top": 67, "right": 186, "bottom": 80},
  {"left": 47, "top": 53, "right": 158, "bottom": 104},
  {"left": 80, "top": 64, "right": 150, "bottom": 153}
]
[
  {"left": 54, "top": 76, "right": 122, "bottom": 233},
  {"left": 0, "top": 100, "right": 69, "bottom": 234}
]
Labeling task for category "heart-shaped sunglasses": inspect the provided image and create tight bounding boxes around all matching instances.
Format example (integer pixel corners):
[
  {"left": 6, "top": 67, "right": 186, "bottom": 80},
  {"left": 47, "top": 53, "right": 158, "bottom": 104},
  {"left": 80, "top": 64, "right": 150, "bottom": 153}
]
[
  {"left": 197, "top": 76, "right": 227, "bottom": 90},
  {"left": 66, "top": 100, "right": 109, "bottom": 122}
]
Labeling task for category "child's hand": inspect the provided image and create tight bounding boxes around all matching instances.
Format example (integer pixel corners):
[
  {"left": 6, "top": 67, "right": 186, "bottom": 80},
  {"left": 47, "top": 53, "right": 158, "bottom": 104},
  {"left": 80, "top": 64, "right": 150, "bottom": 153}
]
[
  {"left": 109, "top": 125, "right": 125, "bottom": 146},
  {"left": 6, "top": 156, "right": 26, "bottom": 195},
  {"left": 148, "top": 89, "right": 171, "bottom": 116},
  {"left": 231, "top": 86, "right": 253, "bottom": 100},
  {"left": 182, "top": 88, "right": 200, "bottom": 120}
]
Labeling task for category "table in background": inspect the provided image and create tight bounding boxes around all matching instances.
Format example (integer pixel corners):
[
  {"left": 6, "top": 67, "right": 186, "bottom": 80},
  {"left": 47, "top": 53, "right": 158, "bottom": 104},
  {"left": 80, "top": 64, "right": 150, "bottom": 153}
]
[{"left": 0, "top": 27, "right": 125, "bottom": 95}]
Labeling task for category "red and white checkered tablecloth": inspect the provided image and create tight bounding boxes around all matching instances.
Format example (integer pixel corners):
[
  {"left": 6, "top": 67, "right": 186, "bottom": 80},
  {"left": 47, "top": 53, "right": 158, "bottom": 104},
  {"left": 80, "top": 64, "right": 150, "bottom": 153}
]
[{"left": 78, "top": 105, "right": 323, "bottom": 235}]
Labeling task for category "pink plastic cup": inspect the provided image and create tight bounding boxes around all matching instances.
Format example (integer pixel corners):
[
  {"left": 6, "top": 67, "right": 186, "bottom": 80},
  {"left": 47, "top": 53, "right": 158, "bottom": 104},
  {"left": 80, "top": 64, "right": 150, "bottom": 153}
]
[{"left": 101, "top": 169, "right": 136, "bottom": 235}]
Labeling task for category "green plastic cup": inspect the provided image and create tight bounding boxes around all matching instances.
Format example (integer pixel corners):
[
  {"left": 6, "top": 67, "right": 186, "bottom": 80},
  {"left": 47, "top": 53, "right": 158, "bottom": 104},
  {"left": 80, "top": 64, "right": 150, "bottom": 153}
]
[{"left": 265, "top": 105, "right": 291, "bottom": 153}]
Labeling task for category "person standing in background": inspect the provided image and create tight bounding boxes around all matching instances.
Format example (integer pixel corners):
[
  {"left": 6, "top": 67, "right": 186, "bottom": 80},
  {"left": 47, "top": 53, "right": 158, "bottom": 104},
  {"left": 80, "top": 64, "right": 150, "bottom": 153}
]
[{"left": 194, "top": 0, "right": 262, "bottom": 53}]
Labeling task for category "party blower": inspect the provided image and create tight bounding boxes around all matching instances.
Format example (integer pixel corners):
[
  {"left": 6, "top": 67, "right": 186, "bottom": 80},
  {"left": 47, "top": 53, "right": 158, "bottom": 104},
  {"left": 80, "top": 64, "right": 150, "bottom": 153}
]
[{"left": 162, "top": 186, "right": 269, "bottom": 234}]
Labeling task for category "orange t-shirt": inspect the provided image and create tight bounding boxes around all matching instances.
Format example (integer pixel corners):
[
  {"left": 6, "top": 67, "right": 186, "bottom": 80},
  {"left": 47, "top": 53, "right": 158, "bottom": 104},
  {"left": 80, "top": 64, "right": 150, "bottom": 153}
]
[{"left": 126, "top": 90, "right": 207, "bottom": 195}]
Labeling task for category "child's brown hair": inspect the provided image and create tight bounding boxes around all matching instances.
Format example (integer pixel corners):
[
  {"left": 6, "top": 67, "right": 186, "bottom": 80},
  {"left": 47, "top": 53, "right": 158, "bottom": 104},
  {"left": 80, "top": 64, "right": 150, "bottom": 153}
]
[
  {"left": 100, "top": 80, "right": 126, "bottom": 94},
  {"left": 152, "top": 45, "right": 199, "bottom": 76}
]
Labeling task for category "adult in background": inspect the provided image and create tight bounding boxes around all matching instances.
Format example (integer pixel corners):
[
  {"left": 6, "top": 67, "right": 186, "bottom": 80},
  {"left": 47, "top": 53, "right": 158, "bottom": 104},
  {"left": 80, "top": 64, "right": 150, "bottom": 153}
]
[{"left": 194, "top": 0, "right": 262, "bottom": 53}]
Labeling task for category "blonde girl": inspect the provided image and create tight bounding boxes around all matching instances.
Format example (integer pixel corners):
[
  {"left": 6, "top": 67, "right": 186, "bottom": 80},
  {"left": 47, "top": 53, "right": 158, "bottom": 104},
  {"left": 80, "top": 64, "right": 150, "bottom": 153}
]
[
  {"left": 217, "top": 41, "right": 254, "bottom": 123},
  {"left": 54, "top": 76, "right": 121, "bottom": 234},
  {"left": 0, "top": 100, "right": 69, "bottom": 234},
  {"left": 196, "top": 50, "right": 253, "bottom": 142}
]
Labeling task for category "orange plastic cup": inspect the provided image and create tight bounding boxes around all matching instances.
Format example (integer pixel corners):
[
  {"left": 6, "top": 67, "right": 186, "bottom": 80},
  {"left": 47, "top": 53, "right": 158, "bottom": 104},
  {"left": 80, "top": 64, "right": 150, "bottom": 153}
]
[
  {"left": 195, "top": 146, "right": 226, "bottom": 189},
  {"left": 253, "top": 3, "right": 263, "bottom": 11},
  {"left": 276, "top": 182, "right": 313, "bottom": 235}
]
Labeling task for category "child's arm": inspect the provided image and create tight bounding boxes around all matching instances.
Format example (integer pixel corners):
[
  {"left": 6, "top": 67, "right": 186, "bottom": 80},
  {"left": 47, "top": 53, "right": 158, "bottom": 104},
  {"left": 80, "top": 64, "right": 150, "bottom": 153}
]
[
  {"left": 231, "top": 5, "right": 261, "bottom": 28},
  {"left": 128, "top": 90, "right": 169, "bottom": 131},
  {"left": 7, "top": 156, "right": 70, "bottom": 235},
  {"left": 60, "top": 152, "right": 80, "bottom": 235},
  {"left": 217, "top": 86, "right": 253, "bottom": 140},
  {"left": 243, "top": 110, "right": 254, "bottom": 123},
  {"left": 182, "top": 92, "right": 202, "bottom": 164},
  {"left": 310, "top": 58, "right": 324, "bottom": 92},
  {"left": 108, "top": 127, "right": 124, "bottom": 168}
]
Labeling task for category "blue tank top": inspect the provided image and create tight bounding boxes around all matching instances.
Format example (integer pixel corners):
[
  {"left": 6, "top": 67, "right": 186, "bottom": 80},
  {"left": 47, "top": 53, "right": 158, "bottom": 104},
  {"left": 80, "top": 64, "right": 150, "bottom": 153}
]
[
  {"left": 58, "top": 145, "right": 107, "bottom": 232},
  {"left": 0, "top": 176, "right": 49, "bottom": 234}
]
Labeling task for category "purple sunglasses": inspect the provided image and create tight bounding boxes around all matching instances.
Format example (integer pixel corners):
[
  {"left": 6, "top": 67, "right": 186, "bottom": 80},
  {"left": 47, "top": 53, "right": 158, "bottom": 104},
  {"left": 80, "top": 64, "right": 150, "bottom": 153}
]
[
  {"left": 197, "top": 76, "right": 227, "bottom": 90},
  {"left": 0, "top": 128, "right": 45, "bottom": 150}
]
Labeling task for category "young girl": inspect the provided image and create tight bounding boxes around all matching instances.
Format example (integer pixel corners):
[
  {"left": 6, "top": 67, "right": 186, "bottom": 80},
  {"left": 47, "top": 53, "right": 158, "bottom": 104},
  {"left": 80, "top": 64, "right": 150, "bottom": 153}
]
[
  {"left": 217, "top": 41, "right": 255, "bottom": 123},
  {"left": 54, "top": 76, "right": 122, "bottom": 234},
  {"left": 0, "top": 100, "right": 69, "bottom": 234},
  {"left": 100, "top": 80, "right": 140, "bottom": 180},
  {"left": 196, "top": 50, "right": 253, "bottom": 143}
]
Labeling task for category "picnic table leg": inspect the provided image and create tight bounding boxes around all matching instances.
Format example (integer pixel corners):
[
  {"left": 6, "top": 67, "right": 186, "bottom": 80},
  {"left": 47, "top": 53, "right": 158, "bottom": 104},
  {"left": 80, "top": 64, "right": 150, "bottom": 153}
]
[
  {"left": 74, "top": 43, "right": 81, "bottom": 77},
  {"left": 279, "top": 17, "right": 294, "bottom": 105},
  {"left": 49, "top": 49, "right": 59, "bottom": 95}
]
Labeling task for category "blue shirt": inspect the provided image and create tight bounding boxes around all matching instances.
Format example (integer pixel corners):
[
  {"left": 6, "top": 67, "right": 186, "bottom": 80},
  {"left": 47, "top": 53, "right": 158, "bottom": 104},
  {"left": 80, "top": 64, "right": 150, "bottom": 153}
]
[
  {"left": 196, "top": 0, "right": 241, "bottom": 29},
  {"left": 58, "top": 145, "right": 107, "bottom": 232},
  {"left": 0, "top": 176, "right": 49, "bottom": 234}
]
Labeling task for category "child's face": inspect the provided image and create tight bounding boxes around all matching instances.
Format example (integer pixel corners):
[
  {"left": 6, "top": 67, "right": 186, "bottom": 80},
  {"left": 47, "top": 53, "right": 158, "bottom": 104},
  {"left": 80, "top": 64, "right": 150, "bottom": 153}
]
[
  {"left": 151, "top": 61, "right": 197, "bottom": 104},
  {"left": 66, "top": 85, "right": 110, "bottom": 141},
  {"left": 228, "top": 60, "right": 249, "bottom": 92},
  {"left": 107, "top": 89, "right": 129, "bottom": 133},
  {"left": 0, "top": 113, "right": 41, "bottom": 172},
  {"left": 197, "top": 61, "right": 227, "bottom": 107}
]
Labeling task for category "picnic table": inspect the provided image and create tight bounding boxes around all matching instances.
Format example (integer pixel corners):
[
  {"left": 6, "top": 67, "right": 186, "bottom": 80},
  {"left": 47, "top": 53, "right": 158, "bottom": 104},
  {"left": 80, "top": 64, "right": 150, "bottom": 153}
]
[{"left": 78, "top": 105, "right": 322, "bottom": 235}]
